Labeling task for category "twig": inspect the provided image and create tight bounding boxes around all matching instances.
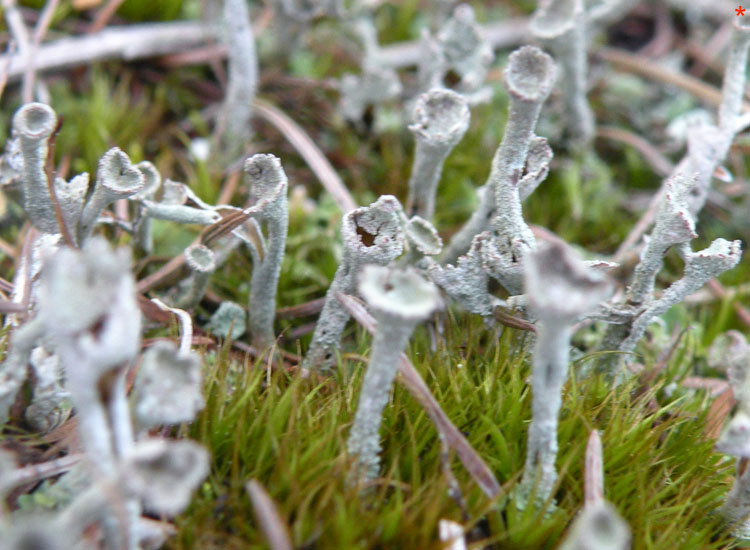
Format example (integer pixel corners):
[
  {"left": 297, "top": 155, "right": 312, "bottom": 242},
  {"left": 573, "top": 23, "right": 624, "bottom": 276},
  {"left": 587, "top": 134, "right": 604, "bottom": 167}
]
[
  {"left": 253, "top": 98, "right": 357, "bottom": 213},
  {"left": 245, "top": 480, "right": 293, "bottom": 550},
  {"left": 336, "top": 291, "right": 502, "bottom": 499},
  {"left": 2, "top": 0, "right": 31, "bottom": 63},
  {"left": 376, "top": 18, "right": 529, "bottom": 69},
  {"left": 275, "top": 297, "right": 326, "bottom": 319},
  {"left": 0, "top": 21, "right": 214, "bottom": 81},
  {"left": 136, "top": 252, "right": 187, "bottom": 294},
  {"left": 23, "top": 0, "right": 59, "bottom": 103},
  {"left": 598, "top": 47, "right": 750, "bottom": 112},
  {"left": 596, "top": 126, "right": 674, "bottom": 177},
  {"left": 2, "top": 453, "right": 83, "bottom": 490}
]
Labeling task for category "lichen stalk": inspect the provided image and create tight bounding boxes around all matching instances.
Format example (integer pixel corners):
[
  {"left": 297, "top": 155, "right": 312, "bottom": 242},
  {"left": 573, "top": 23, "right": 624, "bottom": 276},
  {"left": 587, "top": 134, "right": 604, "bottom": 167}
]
[
  {"left": 303, "top": 196, "right": 404, "bottom": 371},
  {"left": 406, "top": 89, "right": 470, "bottom": 220},
  {"left": 347, "top": 266, "right": 441, "bottom": 481},
  {"left": 531, "top": 0, "right": 593, "bottom": 147},
  {"left": 522, "top": 321, "right": 571, "bottom": 500},
  {"left": 214, "top": 0, "right": 258, "bottom": 165},
  {"left": 244, "top": 154, "right": 289, "bottom": 351},
  {"left": 442, "top": 46, "right": 556, "bottom": 265},
  {"left": 347, "top": 312, "right": 415, "bottom": 480},
  {"left": 520, "top": 242, "right": 612, "bottom": 504},
  {"left": 13, "top": 102, "right": 59, "bottom": 234}
]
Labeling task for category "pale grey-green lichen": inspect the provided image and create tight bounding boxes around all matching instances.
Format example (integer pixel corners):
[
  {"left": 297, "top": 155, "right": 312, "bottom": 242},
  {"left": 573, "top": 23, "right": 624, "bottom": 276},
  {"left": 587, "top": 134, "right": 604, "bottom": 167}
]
[
  {"left": 132, "top": 161, "right": 162, "bottom": 253},
  {"left": 531, "top": 0, "right": 592, "bottom": 147},
  {"left": 303, "top": 195, "right": 404, "bottom": 371},
  {"left": 347, "top": 265, "right": 442, "bottom": 481},
  {"left": 406, "top": 88, "right": 470, "bottom": 220},
  {"left": 207, "top": 300, "right": 247, "bottom": 340},
  {"left": 242, "top": 154, "right": 289, "bottom": 350},
  {"left": 618, "top": 238, "right": 741, "bottom": 354},
  {"left": 414, "top": 3, "right": 493, "bottom": 105},
  {"left": 133, "top": 340, "right": 204, "bottom": 430},
  {"left": 428, "top": 233, "right": 497, "bottom": 320},
  {"left": 177, "top": 243, "right": 217, "bottom": 309},
  {"left": 557, "top": 502, "right": 631, "bottom": 550},
  {"left": 24, "top": 346, "right": 69, "bottom": 433},
  {"left": 38, "top": 238, "right": 141, "bottom": 476},
  {"left": 12, "top": 102, "right": 59, "bottom": 234},
  {"left": 78, "top": 147, "right": 145, "bottom": 242},
  {"left": 213, "top": 0, "right": 258, "bottom": 165},
  {"left": 442, "top": 45, "right": 556, "bottom": 265},
  {"left": 520, "top": 242, "right": 612, "bottom": 504},
  {"left": 119, "top": 438, "right": 209, "bottom": 517}
]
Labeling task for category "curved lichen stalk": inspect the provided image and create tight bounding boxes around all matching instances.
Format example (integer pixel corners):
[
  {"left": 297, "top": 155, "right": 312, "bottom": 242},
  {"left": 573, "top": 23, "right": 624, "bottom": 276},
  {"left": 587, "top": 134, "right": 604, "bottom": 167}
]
[
  {"left": 241, "top": 154, "right": 289, "bottom": 351},
  {"left": 303, "top": 195, "right": 404, "bottom": 372},
  {"left": 12, "top": 102, "right": 59, "bottom": 234}
]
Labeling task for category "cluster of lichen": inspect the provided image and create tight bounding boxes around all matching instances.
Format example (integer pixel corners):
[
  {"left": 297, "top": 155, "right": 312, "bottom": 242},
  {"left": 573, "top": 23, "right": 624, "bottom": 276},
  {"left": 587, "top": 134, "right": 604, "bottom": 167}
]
[{"left": 1, "top": 1, "right": 750, "bottom": 549}]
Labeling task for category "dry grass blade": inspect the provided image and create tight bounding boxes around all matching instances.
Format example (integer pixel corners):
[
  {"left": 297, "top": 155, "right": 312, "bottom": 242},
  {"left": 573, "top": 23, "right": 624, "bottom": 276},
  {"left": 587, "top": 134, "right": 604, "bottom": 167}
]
[
  {"left": 584, "top": 430, "right": 604, "bottom": 507},
  {"left": 704, "top": 387, "right": 735, "bottom": 440},
  {"left": 44, "top": 117, "right": 76, "bottom": 247},
  {"left": 136, "top": 252, "right": 187, "bottom": 294},
  {"left": 253, "top": 98, "right": 357, "bottom": 214},
  {"left": 3, "top": 453, "right": 83, "bottom": 489},
  {"left": 596, "top": 126, "right": 674, "bottom": 177},
  {"left": 492, "top": 306, "right": 536, "bottom": 333},
  {"left": 598, "top": 48, "right": 750, "bottom": 112},
  {"left": 200, "top": 208, "right": 252, "bottom": 247},
  {"left": 335, "top": 291, "right": 502, "bottom": 499},
  {"left": 246, "top": 480, "right": 293, "bottom": 550},
  {"left": 276, "top": 297, "right": 326, "bottom": 319}
]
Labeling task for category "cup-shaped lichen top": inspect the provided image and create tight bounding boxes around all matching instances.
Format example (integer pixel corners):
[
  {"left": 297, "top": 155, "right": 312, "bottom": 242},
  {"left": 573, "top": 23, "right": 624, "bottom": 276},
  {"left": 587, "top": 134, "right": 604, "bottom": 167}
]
[
  {"left": 558, "top": 502, "right": 631, "bottom": 550},
  {"left": 134, "top": 341, "right": 204, "bottom": 429},
  {"left": 78, "top": 148, "right": 145, "bottom": 241},
  {"left": 359, "top": 265, "right": 442, "bottom": 322},
  {"left": 504, "top": 45, "right": 557, "bottom": 103},
  {"left": 524, "top": 241, "right": 613, "bottom": 322},
  {"left": 185, "top": 243, "right": 217, "bottom": 275},
  {"left": 344, "top": 195, "right": 405, "bottom": 265},
  {"left": 97, "top": 147, "right": 146, "bottom": 198},
  {"left": 684, "top": 239, "right": 742, "bottom": 282},
  {"left": 530, "top": 0, "right": 581, "bottom": 40},
  {"left": 409, "top": 89, "right": 470, "bottom": 149},
  {"left": 121, "top": 438, "right": 209, "bottom": 517},
  {"left": 13, "top": 102, "right": 57, "bottom": 141},
  {"left": 245, "top": 153, "right": 287, "bottom": 208},
  {"left": 132, "top": 161, "right": 162, "bottom": 200},
  {"left": 405, "top": 216, "right": 443, "bottom": 257}
]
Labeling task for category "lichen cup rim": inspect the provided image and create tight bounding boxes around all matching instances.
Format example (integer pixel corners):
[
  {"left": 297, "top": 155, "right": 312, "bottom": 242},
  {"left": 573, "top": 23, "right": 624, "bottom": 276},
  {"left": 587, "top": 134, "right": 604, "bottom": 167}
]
[{"left": 359, "top": 265, "right": 442, "bottom": 321}]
